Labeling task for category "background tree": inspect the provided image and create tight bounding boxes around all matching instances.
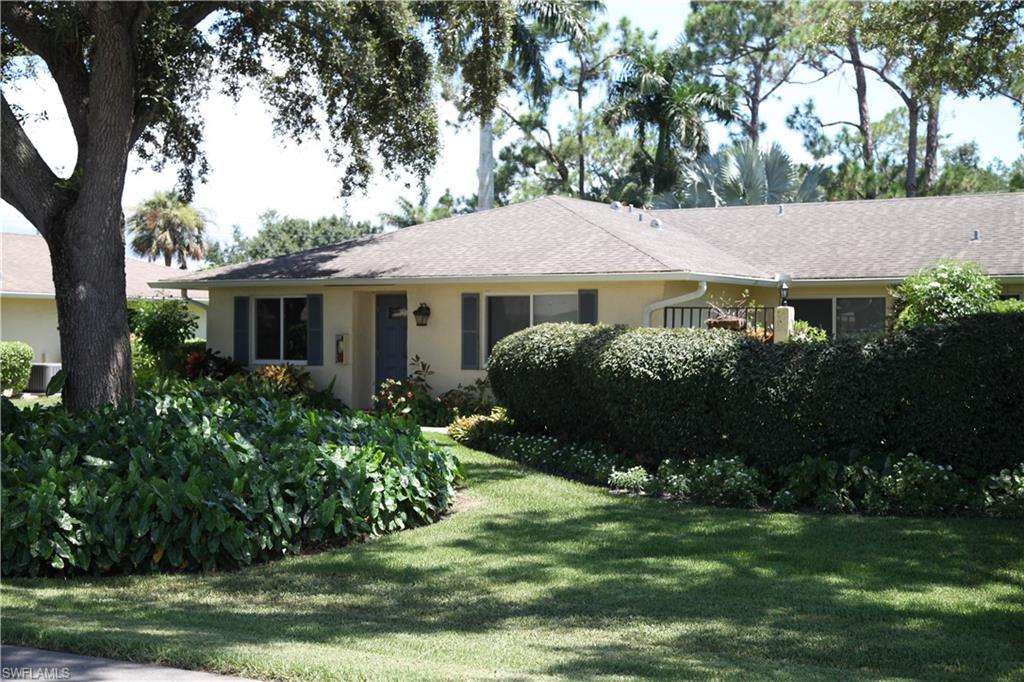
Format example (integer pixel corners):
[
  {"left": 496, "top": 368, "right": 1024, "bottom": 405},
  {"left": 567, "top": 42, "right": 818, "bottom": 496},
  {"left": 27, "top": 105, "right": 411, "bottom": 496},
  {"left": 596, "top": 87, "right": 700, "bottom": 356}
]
[
  {"left": 127, "top": 191, "right": 207, "bottom": 269},
  {"left": 1, "top": 1, "right": 506, "bottom": 409},
  {"left": 206, "top": 212, "right": 378, "bottom": 267},
  {"left": 378, "top": 186, "right": 464, "bottom": 229},
  {"left": 854, "top": 1, "right": 1024, "bottom": 196},
  {"left": 604, "top": 45, "right": 735, "bottom": 196},
  {"left": 790, "top": 106, "right": 926, "bottom": 200},
  {"left": 659, "top": 141, "right": 824, "bottom": 208},
  {"left": 686, "top": 0, "right": 810, "bottom": 146},
  {"left": 800, "top": 1, "right": 878, "bottom": 197},
  {"left": 430, "top": 1, "right": 593, "bottom": 211}
]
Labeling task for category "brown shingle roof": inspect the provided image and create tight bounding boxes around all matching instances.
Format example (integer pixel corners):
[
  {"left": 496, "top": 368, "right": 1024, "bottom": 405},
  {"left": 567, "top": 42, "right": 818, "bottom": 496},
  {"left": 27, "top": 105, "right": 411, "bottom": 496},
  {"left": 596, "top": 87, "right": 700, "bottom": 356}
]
[
  {"left": 655, "top": 192, "right": 1024, "bottom": 280},
  {"left": 1, "top": 233, "right": 209, "bottom": 301},
  {"left": 156, "top": 192, "right": 1024, "bottom": 287}
]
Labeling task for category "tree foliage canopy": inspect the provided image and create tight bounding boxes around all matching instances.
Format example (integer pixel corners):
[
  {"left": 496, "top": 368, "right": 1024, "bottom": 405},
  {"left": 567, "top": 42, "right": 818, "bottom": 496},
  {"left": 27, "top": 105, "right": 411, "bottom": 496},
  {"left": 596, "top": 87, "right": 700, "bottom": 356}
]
[{"left": 206, "top": 211, "right": 378, "bottom": 266}]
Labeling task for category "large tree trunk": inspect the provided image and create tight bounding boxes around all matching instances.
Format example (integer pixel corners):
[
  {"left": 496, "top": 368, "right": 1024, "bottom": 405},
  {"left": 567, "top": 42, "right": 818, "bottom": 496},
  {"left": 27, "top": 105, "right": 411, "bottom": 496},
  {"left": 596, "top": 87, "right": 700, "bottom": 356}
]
[
  {"left": 48, "top": 209, "right": 134, "bottom": 409},
  {"left": 922, "top": 93, "right": 941, "bottom": 195},
  {"left": 747, "top": 61, "right": 763, "bottom": 146},
  {"left": 476, "top": 119, "right": 495, "bottom": 210},
  {"left": 652, "top": 124, "right": 675, "bottom": 194},
  {"left": 847, "top": 27, "right": 875, "bottom": 198},
  {"left": 905, "top": 99, "right": 920, "bottom": 197},
  {"left": 577, "top": 59, "right": 586, "bottom": 198}
]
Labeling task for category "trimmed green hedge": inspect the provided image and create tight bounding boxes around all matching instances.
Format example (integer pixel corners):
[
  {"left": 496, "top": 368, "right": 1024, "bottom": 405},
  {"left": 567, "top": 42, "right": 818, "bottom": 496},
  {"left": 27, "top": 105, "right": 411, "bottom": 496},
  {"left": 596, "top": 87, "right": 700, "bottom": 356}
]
[
  {"left": 489, "top": 313, "right": 1024, "bottom": 477},
  {"left": 0, "top": 341, "right": 33, "bottom": 394},
  {"left": 1, "top": 390, "right": 460, "bottom": 577}
]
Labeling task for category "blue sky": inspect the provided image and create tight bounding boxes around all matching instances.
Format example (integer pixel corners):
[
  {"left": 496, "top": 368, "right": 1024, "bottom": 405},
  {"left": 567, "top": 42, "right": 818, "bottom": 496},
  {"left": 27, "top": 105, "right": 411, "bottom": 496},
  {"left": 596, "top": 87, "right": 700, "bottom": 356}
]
[{"left": 2, "top": 1, "right": 1021, "bottom": 244}]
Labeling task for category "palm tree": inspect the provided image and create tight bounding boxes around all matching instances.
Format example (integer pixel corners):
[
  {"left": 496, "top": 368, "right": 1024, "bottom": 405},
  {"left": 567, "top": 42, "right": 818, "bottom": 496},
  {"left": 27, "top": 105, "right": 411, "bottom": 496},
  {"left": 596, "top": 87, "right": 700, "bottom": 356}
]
[
  {"left": 127, "top": 191, "right": 207, "bottom": 269},
  {"left": 659, "top": 141, "right": 825, "bottom": 208},
  {"left": 427, "top": 1, "right": 594, "bottom": 210},
  {"left": 378, "top": 188, "right": 461, "bottom": 229},
  {"left": 604, "top": 46, "right": 735, "bottom": 196}
]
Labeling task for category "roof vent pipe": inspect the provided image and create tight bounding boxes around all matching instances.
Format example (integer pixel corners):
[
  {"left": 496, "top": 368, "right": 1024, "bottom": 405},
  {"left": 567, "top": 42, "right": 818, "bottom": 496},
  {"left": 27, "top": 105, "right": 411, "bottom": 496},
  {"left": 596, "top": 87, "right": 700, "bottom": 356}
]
[
  {"left": 638, "top": 212, "right": 643, "bottom": 222},
  {"left": 972, "top": 229, "right": 981, "bottom": 241},
  {"left": 627, "top": 204, "right": 633, "bottom": 213},
  {"left": 778, "top": 204, "right": 784, "bottom": 215}
]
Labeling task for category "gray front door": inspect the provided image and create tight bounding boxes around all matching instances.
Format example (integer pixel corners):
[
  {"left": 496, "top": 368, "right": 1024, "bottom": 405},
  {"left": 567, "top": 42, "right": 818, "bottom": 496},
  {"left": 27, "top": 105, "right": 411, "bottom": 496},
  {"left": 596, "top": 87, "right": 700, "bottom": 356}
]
[{"left": 375, "top": 294, "right": 408, "bottom": 390}]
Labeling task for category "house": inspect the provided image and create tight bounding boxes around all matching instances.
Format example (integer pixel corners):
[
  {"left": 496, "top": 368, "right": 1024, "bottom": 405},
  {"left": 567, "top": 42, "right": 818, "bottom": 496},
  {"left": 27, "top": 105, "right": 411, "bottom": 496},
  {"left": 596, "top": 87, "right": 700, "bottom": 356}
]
[
  {"left": 154, "top": 192, "right": 1024, "bottom": 409},
  {"left": 1, "top": 233, "right": 208, "bottom": 364}
]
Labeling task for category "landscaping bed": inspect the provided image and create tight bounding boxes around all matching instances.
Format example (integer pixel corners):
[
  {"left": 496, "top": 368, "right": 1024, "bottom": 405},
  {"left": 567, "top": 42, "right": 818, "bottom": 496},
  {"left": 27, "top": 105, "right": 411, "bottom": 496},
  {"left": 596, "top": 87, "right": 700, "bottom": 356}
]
[
  {"left": 478, "top": 313, "right": 1024, "bottom": 519},
  {"left": 1, "top": 388, "right": 460, "bottom": 577}
]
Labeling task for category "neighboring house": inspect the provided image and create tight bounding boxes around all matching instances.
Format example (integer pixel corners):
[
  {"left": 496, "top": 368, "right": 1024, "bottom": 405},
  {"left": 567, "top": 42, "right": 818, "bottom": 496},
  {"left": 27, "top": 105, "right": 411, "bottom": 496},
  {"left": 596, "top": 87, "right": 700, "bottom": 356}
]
[
  {"left": 155, "top": 193, "right": 1024, "bottom": 409},
  {"left": 1, "top": 233, "right": 208, "bottom": 363}
]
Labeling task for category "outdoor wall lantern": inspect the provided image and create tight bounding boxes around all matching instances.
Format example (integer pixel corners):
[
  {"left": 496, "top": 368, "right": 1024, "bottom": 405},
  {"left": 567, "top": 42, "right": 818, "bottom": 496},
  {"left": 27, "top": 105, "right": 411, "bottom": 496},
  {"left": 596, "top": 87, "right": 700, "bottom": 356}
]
[
  {"left": 413, "top": 303, "right": 431, "bottom": 326},
  {"left": 776, "top": 273, "right": 791, "bottom": 306}
]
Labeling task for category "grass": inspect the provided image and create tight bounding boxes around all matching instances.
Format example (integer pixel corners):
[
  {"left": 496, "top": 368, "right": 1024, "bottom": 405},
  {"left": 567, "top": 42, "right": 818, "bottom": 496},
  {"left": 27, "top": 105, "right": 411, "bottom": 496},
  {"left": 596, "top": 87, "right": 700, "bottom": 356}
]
[
  {"left": 3, "top": 435, "right": 1023, "bottom": 681},
  {"left": 8, "top": 394, "right": 61, "bottom": 408}
]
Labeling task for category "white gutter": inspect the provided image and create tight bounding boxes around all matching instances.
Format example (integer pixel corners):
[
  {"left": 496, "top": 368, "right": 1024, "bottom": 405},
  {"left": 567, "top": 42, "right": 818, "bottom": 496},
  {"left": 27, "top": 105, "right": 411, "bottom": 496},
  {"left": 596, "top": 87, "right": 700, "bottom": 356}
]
[{"left": 642, "top": 280, "right": 708, "bottom": 327}]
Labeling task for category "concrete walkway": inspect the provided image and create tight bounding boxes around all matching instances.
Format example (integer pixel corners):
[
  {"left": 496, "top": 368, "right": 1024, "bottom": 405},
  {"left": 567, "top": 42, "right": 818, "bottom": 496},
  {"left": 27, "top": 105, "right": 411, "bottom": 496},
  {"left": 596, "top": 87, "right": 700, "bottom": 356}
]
[{"left": 1, "top": 645, "right": 257, "bottom": 681}]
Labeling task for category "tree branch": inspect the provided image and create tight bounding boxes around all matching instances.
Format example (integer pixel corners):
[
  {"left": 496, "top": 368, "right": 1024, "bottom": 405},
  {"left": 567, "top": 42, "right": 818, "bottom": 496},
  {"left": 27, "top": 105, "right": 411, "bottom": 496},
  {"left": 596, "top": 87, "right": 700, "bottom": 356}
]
[
  {"left": 821, "top": 120, "right": 862, "bottom": 129},
  {"left": 1, "top": 95, "right": 73, "bottom": 237},
  {"left": 497, "top": 103, "right": 569, "bottom": 182},
  {"left": 127, "top": 2, "right": 224, "bottom": 147},
  {"left": 172, "top": 2, "right": 224, "bottom": 31},
  {"left": 2, "top": 3, "right": 91, "bottom": 149}
]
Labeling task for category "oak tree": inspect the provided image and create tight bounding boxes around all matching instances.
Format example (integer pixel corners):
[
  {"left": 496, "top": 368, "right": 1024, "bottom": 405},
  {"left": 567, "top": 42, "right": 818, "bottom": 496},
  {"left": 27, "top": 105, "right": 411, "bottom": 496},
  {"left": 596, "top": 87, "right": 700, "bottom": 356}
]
[{"left": 1, "top": 1, "right": 503, "bottom": 409}]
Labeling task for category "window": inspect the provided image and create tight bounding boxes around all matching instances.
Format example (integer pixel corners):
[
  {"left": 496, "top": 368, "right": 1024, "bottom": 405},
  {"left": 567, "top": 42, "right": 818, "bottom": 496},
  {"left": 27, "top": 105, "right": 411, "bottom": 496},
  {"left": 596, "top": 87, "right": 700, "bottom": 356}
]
[
  {"left": 790, "top": 299, "right": 832, "bottom": 335},
  {"left": 487, "top": 296, "right": 530, "bottom": 355},
  {"left": 486, "top": 293, "right": 580, "bottom": 355},
  {"left": 836, "top": 297, "right": 886, "bottom": 337},
  {"left": 790, "top": 296, "right": 887, "bottom": 338},
  {"left": 255, "top": 297, "right": 308, "bottom": 362}
]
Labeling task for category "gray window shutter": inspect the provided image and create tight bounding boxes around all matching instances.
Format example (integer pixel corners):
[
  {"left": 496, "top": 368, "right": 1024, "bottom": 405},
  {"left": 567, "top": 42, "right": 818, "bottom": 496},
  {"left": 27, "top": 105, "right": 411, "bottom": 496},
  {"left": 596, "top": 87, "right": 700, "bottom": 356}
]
[
  {"left": 461, "top": 293, "right": 480, "bottom": 369},
  {"left": 307, "top": 294, "right": 323, "bottom": 365},
  {"left": 578, "top": 289, "right": 598, "bottom": 324},
  {"left": 233, "top": 296, "right": 250, "bottom": 365}
]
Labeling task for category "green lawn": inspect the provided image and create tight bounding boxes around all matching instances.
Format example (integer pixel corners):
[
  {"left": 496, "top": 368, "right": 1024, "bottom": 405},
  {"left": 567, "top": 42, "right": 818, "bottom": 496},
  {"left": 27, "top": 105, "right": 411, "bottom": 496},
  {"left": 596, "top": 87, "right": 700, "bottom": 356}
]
[
  {"left": 8, "top": 394, "right": 61, "bottom": 409},
  {"left": 3, "top": 436, "right": 1022, "bottom": 681}
]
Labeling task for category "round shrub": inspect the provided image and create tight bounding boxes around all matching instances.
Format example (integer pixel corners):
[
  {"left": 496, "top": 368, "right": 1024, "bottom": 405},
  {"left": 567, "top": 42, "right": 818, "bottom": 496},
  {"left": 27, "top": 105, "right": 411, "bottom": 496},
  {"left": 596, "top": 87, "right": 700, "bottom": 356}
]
[
  {"left": 489, "top": 323, "right": 618, "bottom": 440},
  {"left": 891, "top": 260, "right": 1000, "bottom": 328},
  {"left": 1, "top": 390, "right": 460, "bottom": 577},
  {"left": 0, "top": 341, "right": 33, "bottom": 394},
  {"left": 448, "top": 407, "right": 512, "bottom": 451}
]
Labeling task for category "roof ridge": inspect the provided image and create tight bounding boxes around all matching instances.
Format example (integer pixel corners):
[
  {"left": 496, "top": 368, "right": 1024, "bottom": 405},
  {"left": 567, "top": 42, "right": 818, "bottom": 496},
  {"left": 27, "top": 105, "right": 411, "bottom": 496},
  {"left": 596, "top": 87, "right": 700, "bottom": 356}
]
[
  {"left": 545, "top": 196, "right": 674, "bottom": 271},
  {"left": 651, "top": 190, "right": 1022, "bottom": 215},
  {"left": 549, "top": 196, "right": 769, "bottom": 277}
]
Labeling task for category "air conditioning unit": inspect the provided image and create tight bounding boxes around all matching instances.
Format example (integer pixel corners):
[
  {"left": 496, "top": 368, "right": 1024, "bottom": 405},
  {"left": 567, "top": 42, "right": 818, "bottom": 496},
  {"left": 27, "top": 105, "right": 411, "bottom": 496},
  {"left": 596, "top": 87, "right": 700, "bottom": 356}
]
[{"left": 28, "top": 363, "right": 62, "bottom": 393}]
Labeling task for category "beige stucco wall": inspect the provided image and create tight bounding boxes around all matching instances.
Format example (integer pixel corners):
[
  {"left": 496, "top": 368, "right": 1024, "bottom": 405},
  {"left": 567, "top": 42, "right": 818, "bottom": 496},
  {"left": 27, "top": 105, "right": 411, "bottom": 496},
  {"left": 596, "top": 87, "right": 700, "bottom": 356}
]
[
  {"left": 0, "top": 296, "right": 207, "bottom": 365},
  {"left": 207, "top": 280, "right": 690, "bottom": 408},
  {"left": 0, "top": 297, "right": 61, "bottom": 362}
]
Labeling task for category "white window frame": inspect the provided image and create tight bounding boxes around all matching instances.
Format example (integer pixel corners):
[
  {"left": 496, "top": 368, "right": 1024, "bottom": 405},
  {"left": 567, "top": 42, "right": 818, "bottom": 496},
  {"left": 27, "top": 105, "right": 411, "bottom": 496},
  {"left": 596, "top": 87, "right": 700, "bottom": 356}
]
[
  {"left": 789, "top": 294, "right": 888, "bottom": 337},
  {"left": 483, "top": 292, "right": 579, "bottom": 357},
  {"left": 253, "top": 296, "right": 309, "bottom": 365}
]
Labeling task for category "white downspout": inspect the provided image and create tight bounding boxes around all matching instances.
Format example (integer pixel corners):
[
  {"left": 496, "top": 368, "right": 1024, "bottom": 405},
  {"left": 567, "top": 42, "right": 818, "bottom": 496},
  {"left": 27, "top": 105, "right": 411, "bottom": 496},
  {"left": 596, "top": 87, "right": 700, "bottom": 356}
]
[{"left": 642, "top": 280, "right": 708, "bottom": 327}]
